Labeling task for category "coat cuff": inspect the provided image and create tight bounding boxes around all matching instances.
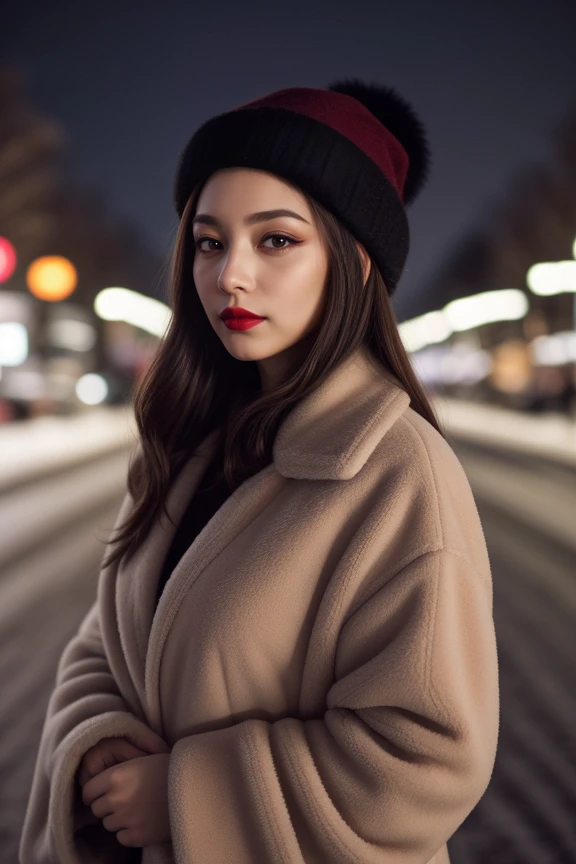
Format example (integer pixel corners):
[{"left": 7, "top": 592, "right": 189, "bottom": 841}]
[
  {"left": 168, "top": 719, "right": 293, "bottom": 863},
  {"left": 49, "top": 711, "right": 170, "bottom": 864}
]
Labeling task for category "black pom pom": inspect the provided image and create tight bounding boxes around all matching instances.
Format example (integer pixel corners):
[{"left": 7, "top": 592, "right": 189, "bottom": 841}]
[{"left": 326, "top": 77, "right": 431, "bottom": 205}]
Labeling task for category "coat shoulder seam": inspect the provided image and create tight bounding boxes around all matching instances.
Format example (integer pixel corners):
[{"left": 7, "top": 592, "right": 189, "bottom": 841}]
[{"left": 396, "top": 413, "right": 445, "bottom": 547}]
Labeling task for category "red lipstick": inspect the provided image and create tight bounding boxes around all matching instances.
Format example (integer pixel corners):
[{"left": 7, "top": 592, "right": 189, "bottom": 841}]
[
  {"left": 223, "top": 318, "right": 266, "bottom": 331},
  {"left": 220, "top": 306, "right": 267, "bottom": 331}
]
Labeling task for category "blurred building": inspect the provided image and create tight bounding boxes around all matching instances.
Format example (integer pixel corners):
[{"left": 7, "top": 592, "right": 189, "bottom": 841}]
[
  {"left": 0, "top": 65, "right": 166, "bottom": 422},
  {"left": 403, "top": 110, "right": 576, "bottom": 415}
]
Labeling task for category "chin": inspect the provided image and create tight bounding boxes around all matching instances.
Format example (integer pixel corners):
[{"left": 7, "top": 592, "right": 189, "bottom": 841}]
[{"left": 222, "top": 343, "right": 266, "bottom": 361}]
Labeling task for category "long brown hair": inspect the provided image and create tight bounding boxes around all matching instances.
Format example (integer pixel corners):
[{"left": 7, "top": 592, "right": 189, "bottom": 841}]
[{"left": 101, "top": 178, "right": 445, "bottom": 570}]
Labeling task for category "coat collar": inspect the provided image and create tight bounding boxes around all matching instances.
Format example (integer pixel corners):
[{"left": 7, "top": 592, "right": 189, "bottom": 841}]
[{"left": 273, "top": 343, "right": 411, "bottom": 480}]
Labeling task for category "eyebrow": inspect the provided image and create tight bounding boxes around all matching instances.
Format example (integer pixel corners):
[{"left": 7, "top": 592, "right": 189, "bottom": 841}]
[{"left": 191, "top": 208, "right": 311, "bottom": 228}]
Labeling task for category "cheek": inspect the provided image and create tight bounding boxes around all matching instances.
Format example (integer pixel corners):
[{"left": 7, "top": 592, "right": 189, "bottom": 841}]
[{"left": 285, "top": 257, "right": 326, "bottom": 307}]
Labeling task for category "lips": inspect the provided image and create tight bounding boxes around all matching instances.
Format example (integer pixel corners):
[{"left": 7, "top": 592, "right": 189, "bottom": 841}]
[
  {"left": 223, "top": 317, "right": 266, "bottom": 331},
  {"left": 220, "top": 307, "right": 266, "bottom": 320}
]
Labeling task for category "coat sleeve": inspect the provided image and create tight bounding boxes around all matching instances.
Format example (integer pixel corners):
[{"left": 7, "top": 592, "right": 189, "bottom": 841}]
[
  {"left": 166, "top": 548, "right": 500, "bottom": 864},
  {"left": 19, "top": 598, "right": 170, "bottom": 864}
]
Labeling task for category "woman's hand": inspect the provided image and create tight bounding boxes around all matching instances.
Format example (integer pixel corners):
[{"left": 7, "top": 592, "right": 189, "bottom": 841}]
[
  {"left": 81, "top": 753, "right": 172, "bottom": 848},
  {"left": 77, "top": 737, "right": 151, "bottom": 787}
]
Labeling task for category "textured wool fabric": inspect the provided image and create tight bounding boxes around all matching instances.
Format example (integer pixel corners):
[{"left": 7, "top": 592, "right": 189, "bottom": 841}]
[
  {"left": 20, "top": 343, "right": 499, "bottom": 864},
  {"left": 232, "top": 87, "right": 410, "bottom": 200}
]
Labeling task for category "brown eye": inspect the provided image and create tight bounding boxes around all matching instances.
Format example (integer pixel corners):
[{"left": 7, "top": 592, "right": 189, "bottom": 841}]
[
  {"left": 261, "top": 233, "right": 299, "bottom": 251},
  {"left": 194, "top": 237, "right": 221, "bottom": 252}
]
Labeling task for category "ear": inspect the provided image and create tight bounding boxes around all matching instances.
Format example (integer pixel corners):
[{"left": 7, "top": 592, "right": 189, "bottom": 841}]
[{"left": 355, "top": 241, "right": 371, "bottom": 286}]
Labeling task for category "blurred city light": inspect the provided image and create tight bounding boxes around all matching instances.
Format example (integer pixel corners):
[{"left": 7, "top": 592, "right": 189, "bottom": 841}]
[
  {"left": 411, "top": 342, "right": 493, "bottom": 387},
  {"left": 75, "top": 373, "right": 108, "bottom": 405},
  {"left": 526, "top": 260, "right": 576, "bottom": 296},
  {"left": 441, "top": 343, "right": 493, "bottom": 384},
  {"left": 0, "top": 238, "right": 17, "bottom": 283},
  {"left": 399, "top": 310, "right": 452, "bottom": 353},
  {"left": 26, "top": 255, "right": 77, "bottom": 301},
  {"left": 0, "top": 366, "right": 45, "bottom": 399},
  {"left": 490, "top": 340, "right": 532, "bottom": 392},
  {"left": 46, "top": 318, "right": 97, "bottom": 351},
  {"left": 399, "top": 289, "right": 529, "bottom": 353},
  {"left": 94, "top": 287, "right": 171, "bottom": 337},
  {"left": 0, "top": 290, "right": 33, "bottom": 326},
  {"left": 445, "top": 289, "right": 528, "bottom": 330},
  {"left": 0, "top": 321, "right": 28, "bottom": 365},
  {"left": 530, "top": 331, "right": 576, "bottom": 364}
]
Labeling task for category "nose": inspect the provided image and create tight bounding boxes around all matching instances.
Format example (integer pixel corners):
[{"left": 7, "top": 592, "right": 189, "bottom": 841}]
[{"left": 216, "top": 243, "right": 256, "bottom": 294}]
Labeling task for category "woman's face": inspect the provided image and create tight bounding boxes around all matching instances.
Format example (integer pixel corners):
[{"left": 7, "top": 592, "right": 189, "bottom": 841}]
[{"left": 191, "top": 167, "right": 331, "bottom": 392}]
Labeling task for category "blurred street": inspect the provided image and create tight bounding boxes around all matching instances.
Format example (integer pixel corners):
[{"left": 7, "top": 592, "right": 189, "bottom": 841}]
[
  {"left": 0, "top": 405, "right": 574, "bottom": 863},
  {"left": 0, "top": 412, "right": 131, "bottom": 862},
  {"left": 446, "top": 442, "right": 576, "bottom": 864}
]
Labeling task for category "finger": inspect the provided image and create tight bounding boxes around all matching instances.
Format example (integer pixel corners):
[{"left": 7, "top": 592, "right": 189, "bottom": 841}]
[
  {"left": 97, "top": 739, "right": 136, "bottom": 770},
  {"left": 79, "top": 748, "right": 109, "bottom": 785},
  {"left": 82, "top": 767, "right": 111, "bottom": 806},
  {"left": 111, "top": 740, "right": 149, "bottom": 761},
  {"left": 116, "top": 828, "right": 138, "bottom": 847},
  {"left": 121, "top": 737, "right": 169, "bottom": 757},
  {"left": 94, "top": 738, "right": 151, "bottom": 765},
  {"left": 102, "top": 812, "right": 128, "bottom": 833},
  {"left": 78, "top": 764, "right": 100, "bottom": 788},
  {"left": 90, "top": 794, "right": 115, "bottom": 820},
  {"left": 77, "top": 763, "right": 90, "bottom": 788},
  {"left": 77, "top": 753, "right": 103, "bottom": 788},
  {"left": 78, "top": 754, "right": 107, "bottom": 788},
  {"left": 78, "top": 740, "right": 145, "bottom": 787}
]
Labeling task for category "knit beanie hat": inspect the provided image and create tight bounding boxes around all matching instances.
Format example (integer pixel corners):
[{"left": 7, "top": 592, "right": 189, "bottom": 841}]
[{"left": 173, "top": 78, "right": 431, "bottom": 297}]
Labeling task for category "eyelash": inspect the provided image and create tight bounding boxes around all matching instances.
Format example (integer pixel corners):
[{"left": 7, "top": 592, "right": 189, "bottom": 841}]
[{"left": 193, "top": 233, "right": 300, "bottom": 254}]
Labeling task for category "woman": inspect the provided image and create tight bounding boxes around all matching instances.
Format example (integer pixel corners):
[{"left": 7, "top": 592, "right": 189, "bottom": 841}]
[{"left": 20, "top": 78, "right": 499, "bottom": 864}]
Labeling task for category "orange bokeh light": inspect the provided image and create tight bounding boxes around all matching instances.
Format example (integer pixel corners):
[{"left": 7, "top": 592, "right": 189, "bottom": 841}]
[{"left": 26, "top": 255, "right": 77, "bottom": 301}]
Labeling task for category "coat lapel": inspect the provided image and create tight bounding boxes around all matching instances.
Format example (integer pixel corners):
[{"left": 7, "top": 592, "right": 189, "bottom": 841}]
[
  {"left": 115, "top": 344, "right": 411, "bottom": 734},
  {"left": 114, "top": 428, "right": 221, "bottom": 724}
]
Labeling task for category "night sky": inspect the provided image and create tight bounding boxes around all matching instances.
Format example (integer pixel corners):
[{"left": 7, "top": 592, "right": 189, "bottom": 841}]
[{"left": 3, "top": 0, "right": 576, "bottom": 321}]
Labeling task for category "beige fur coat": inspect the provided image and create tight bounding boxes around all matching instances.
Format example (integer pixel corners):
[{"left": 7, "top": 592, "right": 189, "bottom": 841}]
[{"left": 20, "top": 344, "right": 499, "bottom": 864}]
